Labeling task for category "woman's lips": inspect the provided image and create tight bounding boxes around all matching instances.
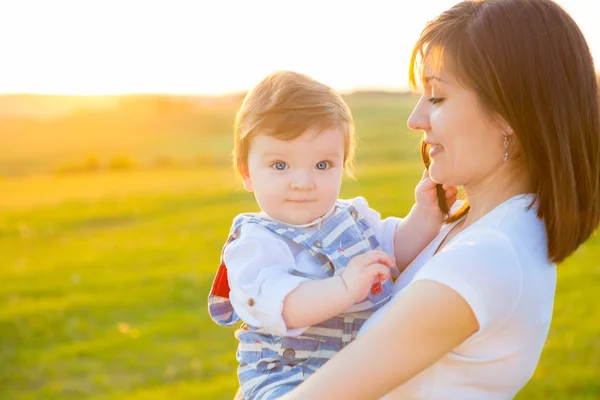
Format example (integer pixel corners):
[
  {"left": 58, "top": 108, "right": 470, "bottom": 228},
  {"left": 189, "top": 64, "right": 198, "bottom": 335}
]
[{"left": 429, "top": 144, "right": 444, "bottom": 158}]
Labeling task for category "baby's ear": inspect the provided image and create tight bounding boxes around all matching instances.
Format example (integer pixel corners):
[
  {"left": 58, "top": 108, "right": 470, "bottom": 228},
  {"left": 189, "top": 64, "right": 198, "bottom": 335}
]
[{"left": 238, "top": 164, "right": 253, "bottom": 192}]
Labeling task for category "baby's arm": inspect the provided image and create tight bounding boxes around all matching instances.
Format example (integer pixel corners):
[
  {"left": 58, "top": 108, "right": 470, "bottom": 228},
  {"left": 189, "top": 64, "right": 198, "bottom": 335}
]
[
  {"left": 394, "top": 170, "right": 457, "bottom": 269},
  {"left": 282, "top": 251, "right": 394, "bottom": 329},
  {"left": 393, "top": 207, "right": 444, "bottom": 268},
  {"left": 225, "top": 225, "right": 394, "bottom": 335}
]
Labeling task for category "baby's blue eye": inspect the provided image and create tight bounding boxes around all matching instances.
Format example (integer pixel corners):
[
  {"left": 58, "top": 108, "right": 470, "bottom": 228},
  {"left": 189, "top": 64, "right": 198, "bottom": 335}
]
[
  {"left": 273, "top": 162, "right": 288, "bottom": 170},
  {"left": 316, "top": 161, "right": 330, "bottom": 170}
]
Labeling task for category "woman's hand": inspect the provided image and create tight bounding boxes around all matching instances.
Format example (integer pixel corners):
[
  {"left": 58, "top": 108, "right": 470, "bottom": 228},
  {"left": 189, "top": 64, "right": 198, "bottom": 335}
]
[
  {"left": 392, "top": 170, "right": 458, "bottom": 269},
  {"left": 414, "top": 168, "right": 458, "bottom": 220}
]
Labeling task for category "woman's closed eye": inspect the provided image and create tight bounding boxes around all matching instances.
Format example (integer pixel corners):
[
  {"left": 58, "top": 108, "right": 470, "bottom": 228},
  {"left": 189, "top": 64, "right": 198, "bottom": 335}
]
[{"left": 428, "top": 97, "right": 445, "bottom": 105}]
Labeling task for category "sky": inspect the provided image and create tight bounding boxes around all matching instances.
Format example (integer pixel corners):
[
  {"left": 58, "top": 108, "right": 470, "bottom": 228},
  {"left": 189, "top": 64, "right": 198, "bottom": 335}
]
[{"left": 0, "top": 0, "right": 598, "bottom": 95}]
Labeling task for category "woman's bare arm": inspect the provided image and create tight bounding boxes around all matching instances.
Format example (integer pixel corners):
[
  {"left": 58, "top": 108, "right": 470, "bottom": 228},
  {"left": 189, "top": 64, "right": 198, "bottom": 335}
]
[{"left": 281, "top": 280, "right": 479, "bottom": 400}]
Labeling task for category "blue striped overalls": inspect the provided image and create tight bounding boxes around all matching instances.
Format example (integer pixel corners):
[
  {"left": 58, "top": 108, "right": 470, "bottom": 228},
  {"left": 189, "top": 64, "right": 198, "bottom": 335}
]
[{"left": 208, "top": 200, "right": 394, "bottom": 400}]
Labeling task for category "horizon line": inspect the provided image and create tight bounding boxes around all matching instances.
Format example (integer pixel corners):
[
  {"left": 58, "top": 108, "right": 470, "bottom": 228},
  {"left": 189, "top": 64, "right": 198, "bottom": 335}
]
[{"left": 0, "top": 86, "right": 413, "bottom": 97}]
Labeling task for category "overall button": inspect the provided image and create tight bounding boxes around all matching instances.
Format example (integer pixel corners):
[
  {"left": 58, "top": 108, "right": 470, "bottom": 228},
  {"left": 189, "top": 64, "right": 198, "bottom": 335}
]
[
  {"left": 282, "top": 348, "right": 296, "bottom": 360},
  {"left": 350, "top": 209, "right": 359, "bottom": 220},
  {"left": 313, "top": 240, "right": 323, "bottom": 249},
  {"left": 247, "top": 298, "right": 255, "bottom": 307}
]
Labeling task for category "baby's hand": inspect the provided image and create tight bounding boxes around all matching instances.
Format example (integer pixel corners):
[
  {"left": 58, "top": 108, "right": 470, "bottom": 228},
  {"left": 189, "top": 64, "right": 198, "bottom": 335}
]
[
  {"left": 414, "top": 169, "right": 458, "bottom": 220},
  {"left": 341, "top": 251, "right": 395, "bottom": 303}
]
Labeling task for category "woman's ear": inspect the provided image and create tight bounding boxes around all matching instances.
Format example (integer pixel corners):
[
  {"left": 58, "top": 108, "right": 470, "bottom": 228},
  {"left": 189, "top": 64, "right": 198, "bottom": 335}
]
[{"left": 493, "top": 114, "right": 514, "bottom": 138}]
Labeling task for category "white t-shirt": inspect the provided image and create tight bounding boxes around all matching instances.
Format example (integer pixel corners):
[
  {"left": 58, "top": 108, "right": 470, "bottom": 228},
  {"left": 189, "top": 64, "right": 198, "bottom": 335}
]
[
  {"left": 224, "top": 197, "right": 400, "bottom": 336},
  {"left": 358, "top": 194, "right": 557, "bottom": 400}
]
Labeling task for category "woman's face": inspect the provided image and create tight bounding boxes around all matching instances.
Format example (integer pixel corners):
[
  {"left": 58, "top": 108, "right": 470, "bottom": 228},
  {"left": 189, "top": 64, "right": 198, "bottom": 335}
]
[{"left": 407, "top": 63, "right": 507, "bottom": 187}]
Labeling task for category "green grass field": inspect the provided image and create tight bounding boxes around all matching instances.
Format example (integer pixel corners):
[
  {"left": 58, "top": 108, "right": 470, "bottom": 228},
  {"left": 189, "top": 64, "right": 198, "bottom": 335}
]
[{"left": 1, "top": 93, "right": 599, "bottom": 399}]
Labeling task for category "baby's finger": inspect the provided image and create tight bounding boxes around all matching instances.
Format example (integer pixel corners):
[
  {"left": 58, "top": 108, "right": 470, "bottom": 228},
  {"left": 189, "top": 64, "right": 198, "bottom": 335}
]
[
  {"left": 359, "top": 251, "right": 395, "bottom": 269},
  {"left": 368, "top": 263, "right": 391, "bottom": 281}
]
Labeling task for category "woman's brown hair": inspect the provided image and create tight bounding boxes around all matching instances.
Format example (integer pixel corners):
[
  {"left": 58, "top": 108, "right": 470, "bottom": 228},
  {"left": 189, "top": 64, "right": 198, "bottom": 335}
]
[{"left": 410, "top": 0, "right": 600, "bottom": 263}]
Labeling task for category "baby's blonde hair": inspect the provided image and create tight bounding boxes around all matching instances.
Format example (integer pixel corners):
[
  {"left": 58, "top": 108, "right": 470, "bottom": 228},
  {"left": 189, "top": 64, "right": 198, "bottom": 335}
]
[{"left": 233, "top": 71, "right": 355, "bottom": 175}]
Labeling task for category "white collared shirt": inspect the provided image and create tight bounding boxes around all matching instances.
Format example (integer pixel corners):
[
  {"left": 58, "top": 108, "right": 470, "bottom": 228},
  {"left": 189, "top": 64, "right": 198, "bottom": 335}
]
[{"left": 224, "top": 197, "right": 401, "bottom": 336}]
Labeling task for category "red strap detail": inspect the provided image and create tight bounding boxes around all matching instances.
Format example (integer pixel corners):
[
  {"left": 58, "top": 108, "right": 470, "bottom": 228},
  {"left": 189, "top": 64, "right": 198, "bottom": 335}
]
[
  {"left": 370, "top": 281, "right": 382, "bottom": 295},
  {"left": 210, "top": 262, "right": 231, "bottom": 298}
]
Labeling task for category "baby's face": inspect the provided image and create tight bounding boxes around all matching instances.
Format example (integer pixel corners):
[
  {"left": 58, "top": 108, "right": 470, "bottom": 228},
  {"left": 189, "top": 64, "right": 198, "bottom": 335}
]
[{"left": 242, "top": 126, "right": 345, "bottom": 225}]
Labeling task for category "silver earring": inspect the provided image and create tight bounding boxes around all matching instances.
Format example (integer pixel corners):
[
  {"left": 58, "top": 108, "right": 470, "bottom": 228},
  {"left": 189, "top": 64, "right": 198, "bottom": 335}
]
[{"left": 503, "top": 133, "right": 509, "bottom": 162}]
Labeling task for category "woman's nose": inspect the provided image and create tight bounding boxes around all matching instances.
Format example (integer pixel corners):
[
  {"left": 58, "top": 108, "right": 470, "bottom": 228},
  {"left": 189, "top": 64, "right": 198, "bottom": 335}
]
[{"left": 407, "top": 97, "right": 431, "bottom": 132}]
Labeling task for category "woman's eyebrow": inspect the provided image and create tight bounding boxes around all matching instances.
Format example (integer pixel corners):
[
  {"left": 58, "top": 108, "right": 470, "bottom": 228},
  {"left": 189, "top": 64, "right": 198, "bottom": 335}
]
[{"left": 423, "top": 75, "right": 447, "bottom": 84}]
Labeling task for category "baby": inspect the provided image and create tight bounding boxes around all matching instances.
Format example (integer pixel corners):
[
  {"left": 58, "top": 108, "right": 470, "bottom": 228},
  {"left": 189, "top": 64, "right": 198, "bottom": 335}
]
[{"left": 208, "top": 71, "right": 455, "bottom": 400}]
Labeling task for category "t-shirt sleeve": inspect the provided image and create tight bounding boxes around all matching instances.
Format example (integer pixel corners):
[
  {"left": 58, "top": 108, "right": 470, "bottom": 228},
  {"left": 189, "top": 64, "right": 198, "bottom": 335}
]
[
  {"left": 223, "top": 224, "right": 310, "bottom": 336},
  {"left": 411, "top": 229, "right": 523, "bottom": 337},
  {"left": 351, "top": 196, "right": 402, "bottom": 259}
]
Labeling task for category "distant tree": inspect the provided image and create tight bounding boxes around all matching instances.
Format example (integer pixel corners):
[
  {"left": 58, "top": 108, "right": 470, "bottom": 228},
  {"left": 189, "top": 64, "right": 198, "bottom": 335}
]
[
  {"left": 154, "top": 155, "right": 178, "bottom": 168},
  {"left": 83, "top": 155, "right": 100, "bottom": 171},
  {"left": 108, "top": 155, "right": 135, "bottom": 171},
  {"left": 55, "top": 154, "right": 101, "bottom": 174}
]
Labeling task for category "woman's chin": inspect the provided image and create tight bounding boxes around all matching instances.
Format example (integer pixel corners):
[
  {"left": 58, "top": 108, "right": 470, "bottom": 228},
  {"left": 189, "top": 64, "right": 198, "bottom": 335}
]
[
  {"left": 428, "top": 164, "right": 444, "bottom": 184},
  {"left": 429, "top": 166, "right": 459, "bottom": 187}
]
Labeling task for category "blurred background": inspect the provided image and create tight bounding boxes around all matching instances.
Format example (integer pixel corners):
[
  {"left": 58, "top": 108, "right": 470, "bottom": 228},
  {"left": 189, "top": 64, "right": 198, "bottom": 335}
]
[{"left": 1, "top": 1, "right": 599, "bottom": 399}]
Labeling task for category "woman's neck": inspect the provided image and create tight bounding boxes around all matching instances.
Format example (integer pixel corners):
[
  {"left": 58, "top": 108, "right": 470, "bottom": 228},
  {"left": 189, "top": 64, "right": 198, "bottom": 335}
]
[{"left": 462, "top": 162, "right": 532, "bottom": 228}]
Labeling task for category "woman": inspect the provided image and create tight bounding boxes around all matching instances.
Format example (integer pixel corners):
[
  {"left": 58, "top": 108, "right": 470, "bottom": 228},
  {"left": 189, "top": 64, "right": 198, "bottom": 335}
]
[{"left": 282, "top": 0, "right": 600, "bottom": 398}]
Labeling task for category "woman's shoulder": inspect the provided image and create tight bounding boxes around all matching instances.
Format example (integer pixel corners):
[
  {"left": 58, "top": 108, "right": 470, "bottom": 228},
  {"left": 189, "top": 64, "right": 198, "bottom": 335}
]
[
  {"left": 434, "top": 227, "right": 521, "bottom": 278},
  {"left": 449, "top": 194, "right": 547, "bottom": 256},
  {"left": 424, "top": 194, "right": 554, "bottom": 306}
]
